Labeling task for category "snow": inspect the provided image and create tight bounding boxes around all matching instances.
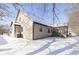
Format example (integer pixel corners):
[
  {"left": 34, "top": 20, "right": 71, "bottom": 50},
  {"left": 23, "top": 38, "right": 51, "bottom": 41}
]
[
  {"left": 20, "top": 9, "right": 49, "bottom": 26},
  {"left": 0, "top": 35, "right": 79, "bottom": 55},
  {"left": 51, "top": 23, "right": 67, "bottom": 27}
]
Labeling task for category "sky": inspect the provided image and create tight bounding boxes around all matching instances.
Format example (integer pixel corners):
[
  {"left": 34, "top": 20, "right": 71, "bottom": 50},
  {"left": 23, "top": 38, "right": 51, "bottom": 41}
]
[{"left": 0, "top": 3, "right": 71, "bottom": 26}]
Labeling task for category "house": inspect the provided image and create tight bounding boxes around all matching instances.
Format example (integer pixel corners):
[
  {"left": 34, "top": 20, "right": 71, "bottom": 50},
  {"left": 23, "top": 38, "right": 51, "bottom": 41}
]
[
  {"left": 10, "top": 9, "right": 53, "bottom": 40},
  {"left": 52, "top": 25, "right": 68, "bottom": 37},
  {"left": 10, "top": 9, "right": 68, "bottom": 40},
  {"left": 0, "top": 25, "right": 9, "bottom": 35}
]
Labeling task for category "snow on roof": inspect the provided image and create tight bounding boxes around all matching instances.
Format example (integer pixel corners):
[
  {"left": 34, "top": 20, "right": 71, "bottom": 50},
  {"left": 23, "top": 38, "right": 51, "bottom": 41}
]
[
  {"left": 18, "top": 9, "right": 50, "bottom": 26},
  {"left": 29, "top": 14, "right": 50, "bottom": 26},
  {"left": 16, "top": 9, "right": 68, "bottom": 27},
  {"left": 24, "top": 11, "right": 68, "bottom": 27},
  {"left": 28, "top": 14, "right": 49, "bottom": 26},
  {"left": 10, "top": 21, "right": 20, "bottom": 26},
  {"left": 51, "top": 23, "right": 68, "bottom": 27}
]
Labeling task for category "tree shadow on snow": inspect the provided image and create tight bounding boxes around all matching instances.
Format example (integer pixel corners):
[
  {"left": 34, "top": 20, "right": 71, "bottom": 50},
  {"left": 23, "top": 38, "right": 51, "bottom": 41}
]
[
  {"left": 69, "top": 50, "right": 79, "bottom": 55},
  {"left": 0, "top": 36, "right": 8, "bottom": 45},
  {"left": 26, "top": 38, "right": 56, "bottom": 55},
  {"left": 47, "top": 42, "right": 78, "bottom": 55},
  {"left": 0, "top": 48, "right": 11, "bottom": 52}
]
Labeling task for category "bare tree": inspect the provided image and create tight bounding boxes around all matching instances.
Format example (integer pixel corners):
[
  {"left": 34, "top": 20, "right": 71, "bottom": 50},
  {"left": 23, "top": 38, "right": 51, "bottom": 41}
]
[
  {"left": 68, "top": 4, "right": 79, "bottom": 35},
  {"left": 0, "top": 24, "right": 9, "bottom": 34}
]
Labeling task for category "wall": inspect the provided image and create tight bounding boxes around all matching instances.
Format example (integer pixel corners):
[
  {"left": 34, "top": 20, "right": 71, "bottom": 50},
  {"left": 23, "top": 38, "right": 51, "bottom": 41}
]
[
  {"left": 33, "top": 22, "right": 52, "bottom": 39},
  {"left": 16, "top": 10, "right": 33, "bottom": 40}
]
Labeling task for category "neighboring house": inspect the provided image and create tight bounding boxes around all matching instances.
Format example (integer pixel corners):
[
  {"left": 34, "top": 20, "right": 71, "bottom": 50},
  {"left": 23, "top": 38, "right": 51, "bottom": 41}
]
[
  {"left": 0, "top": 25, "right": 9, "bottom": 35},
  {"left": 10, "top": 9, "right": 68, "bottom": 40},
  {"left": 0, "top": 30, "right": 4, "bottom": 35},
  {"left": 52, "top": 25, "right": 68, "bottom": 37}
]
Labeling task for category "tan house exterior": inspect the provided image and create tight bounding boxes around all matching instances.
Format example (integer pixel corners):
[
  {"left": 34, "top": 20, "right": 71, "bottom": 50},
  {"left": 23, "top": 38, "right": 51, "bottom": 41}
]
[
  {"left": 10, "top": 9, "right": 68, "bottom": 40},
  {"left": 10, "top": 9, "right": 53, "bottom": 40},
  {"left": 33, "top": 22, "right": 52, "bottom": 39}
]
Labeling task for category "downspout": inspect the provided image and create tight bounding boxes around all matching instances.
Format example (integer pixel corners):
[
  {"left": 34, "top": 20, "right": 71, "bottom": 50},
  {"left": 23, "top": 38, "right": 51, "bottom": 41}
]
[{"left": 33, "top": 22, "right": 34, "bottom": 40}]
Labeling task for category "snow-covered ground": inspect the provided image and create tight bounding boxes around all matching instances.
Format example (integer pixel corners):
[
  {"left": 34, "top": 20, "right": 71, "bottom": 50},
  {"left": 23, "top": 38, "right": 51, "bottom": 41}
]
[{"left": 0, "top": 35, "right": 79, "bottom": 55}]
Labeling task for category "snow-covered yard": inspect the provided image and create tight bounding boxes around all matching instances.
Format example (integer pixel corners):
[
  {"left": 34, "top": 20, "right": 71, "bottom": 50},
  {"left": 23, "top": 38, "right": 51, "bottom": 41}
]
[{"left": 0, "top": 35, "right": 79, "bottom": 55}]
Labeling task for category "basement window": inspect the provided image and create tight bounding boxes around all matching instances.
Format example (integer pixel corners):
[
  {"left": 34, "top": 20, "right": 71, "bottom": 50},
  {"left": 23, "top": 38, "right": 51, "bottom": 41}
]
[
  {"left": 39, "top": 27, "right": 42, "bottom": 32},
  {"left": 48, "top": 28, "right": 50, "bottom": 33},
  {"left": 17, "top": 33, "right": 23, "bottom": 38}
]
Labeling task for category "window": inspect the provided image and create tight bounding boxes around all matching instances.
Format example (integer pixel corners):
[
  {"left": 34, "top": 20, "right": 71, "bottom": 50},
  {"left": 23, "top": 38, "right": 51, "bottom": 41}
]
[
  {"left": 48, "top": 28, "right": 50, "bottom": 33},
  {"left": 17, "top": 33, "right": 23, "bottom": 38},
  {"left": 39, "top": 27, "right": 42, "bottom": 32}
]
